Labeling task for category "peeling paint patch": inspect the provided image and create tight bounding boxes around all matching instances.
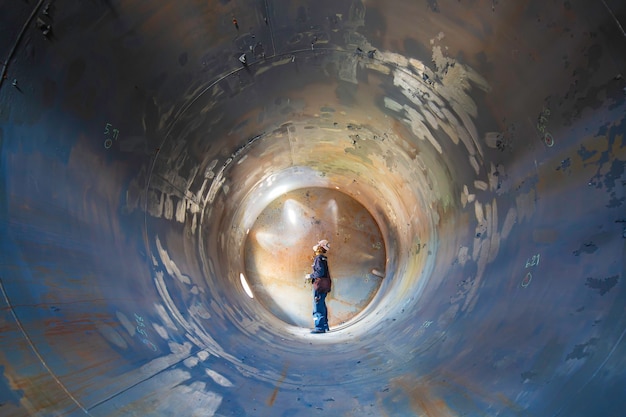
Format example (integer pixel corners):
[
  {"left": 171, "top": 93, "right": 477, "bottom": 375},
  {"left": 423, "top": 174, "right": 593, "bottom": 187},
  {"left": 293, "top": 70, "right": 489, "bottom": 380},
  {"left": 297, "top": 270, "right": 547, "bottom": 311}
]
[
  {"left": 457, "top": 246, "right": 469, "bottom": 266},
  {"left": 566, "top": 338, "right": 599, "bottom": 360},
  {"left": 573, "top": 241, "right": 598, "bottom": 256},
  {"left": 175, "top": 199, "right": 186, "bottom": 223},
  {"left": 97, "top": 322, "right": 128, "bottom": 349},
  {"left": 474, "top": 201, "right": 484, "bottom": 224},
  {"left": 585, "top": 275, "right": 618, "bottom": 295},
  {"left": 474, "top": 180, "right": 488, "bottom": 191},
  {"left": 384, "top": 97, "right": 404, "bottom": 113},
  {"left": 116, "top": 311, "right": 136, "bottom": 336},
  {"left": 190, "top": 303, "right": 212, "bottom": 319},
  {"left": 153, "top": 323, "right": 169, "bottom": 339},
  {"left": 206, "top": 169, "right": 226, "bottom": 204},
  {"left": 501, "top": 207, "right": 517, "bottom": 240},
  {"left": 205, "top": 369, "right": 234, "bottom": 387},
  {"left": 155, "top": 303, "right": 179, "bottom": 331},
  {"left": 184, "top": 356, "right": 199, "bottom": 368},
  {"left": 403, "top": 105, "right": 442, "bottom": 154},
  {"left": 148, "top": 190, "right": 165, "bottom": 217},
  {"left": 156, "top": 236, "right": 191, "bottom": 285},
  {"left": 469, "top": 155, "right": 480, "bottom": 174},
  {"left": 205, "top": 160, "right": 218, "bottom": 179},
  {"left": 379, "top": 50, "right": 409, "bottom": 67}
]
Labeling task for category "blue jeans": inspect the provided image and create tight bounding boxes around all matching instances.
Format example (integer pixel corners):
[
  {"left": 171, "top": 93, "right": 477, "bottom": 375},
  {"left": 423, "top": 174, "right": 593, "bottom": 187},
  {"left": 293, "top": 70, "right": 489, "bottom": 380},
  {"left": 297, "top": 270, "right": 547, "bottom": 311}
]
[{"left": 313, "top": 291, "right": 329, "bottom": 331}]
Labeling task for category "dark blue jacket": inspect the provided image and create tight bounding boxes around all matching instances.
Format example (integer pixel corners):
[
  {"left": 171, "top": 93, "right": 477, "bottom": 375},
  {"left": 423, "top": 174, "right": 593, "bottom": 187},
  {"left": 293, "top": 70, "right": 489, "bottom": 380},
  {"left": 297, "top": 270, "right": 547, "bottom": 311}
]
[{"left": 310, "top": 255, "right": 330, "bottom": 279}]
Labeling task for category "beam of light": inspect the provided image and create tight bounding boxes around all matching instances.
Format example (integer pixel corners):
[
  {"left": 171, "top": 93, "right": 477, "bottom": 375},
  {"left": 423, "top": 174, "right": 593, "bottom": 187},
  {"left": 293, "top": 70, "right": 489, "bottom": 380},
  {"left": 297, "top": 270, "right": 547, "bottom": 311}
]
[
  {"left": 282, "top": 199, "right": 312, "bottom": 240},
  {"left": 324, "top": 198, "right": 339, "bottom": 234},
  {"left": 240, "top": 273, "right": 254, "bottom": 298},
  {"left": 286, "top": 203, "right": 297, "bottom": 224}
]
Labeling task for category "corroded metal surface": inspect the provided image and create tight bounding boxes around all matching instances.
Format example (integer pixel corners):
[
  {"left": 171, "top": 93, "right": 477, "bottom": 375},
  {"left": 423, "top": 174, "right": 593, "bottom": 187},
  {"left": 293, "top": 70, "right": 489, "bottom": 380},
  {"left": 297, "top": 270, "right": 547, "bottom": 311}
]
[
  {"left": 244, "top": 187, "right": 385, "bottom": 327},
  {"left": 1, "top": 0, "right": 625, "bottom": 416}
]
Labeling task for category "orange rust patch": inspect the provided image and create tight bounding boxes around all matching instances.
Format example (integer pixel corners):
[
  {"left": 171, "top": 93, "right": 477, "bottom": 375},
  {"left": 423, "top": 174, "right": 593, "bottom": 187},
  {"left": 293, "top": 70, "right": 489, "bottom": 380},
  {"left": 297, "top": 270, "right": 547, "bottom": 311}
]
[
  {"left": 44, "top": 314, "right": 110, "bottom": 337},
  {"left": 391, "top": 375, "right": 457, "bottom": 417}
]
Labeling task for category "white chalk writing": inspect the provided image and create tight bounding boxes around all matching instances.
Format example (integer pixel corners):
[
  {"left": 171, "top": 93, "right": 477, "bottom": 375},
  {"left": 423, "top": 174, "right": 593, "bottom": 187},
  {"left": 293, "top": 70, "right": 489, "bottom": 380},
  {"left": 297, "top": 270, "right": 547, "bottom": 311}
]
[
  {"left": 134, "top": 313, "right": 157, "bottom": 351},
  {"left": 103, "top": 122, "right": 120, "bottom": 149},
  {"left": 525, "top": 253, "right": 540, "bottom": 268}
]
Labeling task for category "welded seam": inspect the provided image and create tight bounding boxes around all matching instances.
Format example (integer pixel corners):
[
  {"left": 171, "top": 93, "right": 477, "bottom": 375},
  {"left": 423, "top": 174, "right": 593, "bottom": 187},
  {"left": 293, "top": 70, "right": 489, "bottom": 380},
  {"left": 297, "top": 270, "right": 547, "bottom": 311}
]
[
  {"left": 552, "top": 239, "right": 626, "bottom": 416},
  {"left": 152, "top": 172, "right": 194, "bottom": 203},
  {"left": 86, "top": 348, "right": 204, "bottom": 412},
  {"left": 0, "top": 0, "right": 46, "bottom": 90},
  {"left": 143, "top": 65, "right": 244, "bottom": 247},
  {"left": 145, "top": 45, "right": 440, "bottom": 256},
  {"left": 143, "top": 48, "right": 321, "bottom": 231},
  {"left": 264, "top": 0, "right": 276, "bottom": 56},
  {"left": 551, "top": 324, "right": 626, "bottom": 417},
  {"left": 600, "top": 0, "right": 626, "bottom": 38},
  {"left": 5, "top": 298, "right": 111, "bottom": 309},
  {"left": 586, "top": 324, "right": 626, "bottom": 385},
  {"left": 573, "top": 238, "right": 626, "bottom": 393},
  {"left": 0, "top": 277, "right": 91, "bottom": 415},
  {"left": 286, "top": 124, "right": 296, "bottom": 165}
]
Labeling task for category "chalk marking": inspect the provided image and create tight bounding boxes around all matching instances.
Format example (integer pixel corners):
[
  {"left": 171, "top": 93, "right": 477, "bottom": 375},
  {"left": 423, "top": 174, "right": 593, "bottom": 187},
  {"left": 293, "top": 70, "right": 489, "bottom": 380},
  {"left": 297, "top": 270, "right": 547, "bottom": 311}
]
[
  {"left": 134, "top": 313, "right": 158, "bottom": 351},
  {"left": 103, "top": 122, "right": 120, "bottom": 149},
  {"left": 525, "top": 253, "right": 540, "bottom": 268}
]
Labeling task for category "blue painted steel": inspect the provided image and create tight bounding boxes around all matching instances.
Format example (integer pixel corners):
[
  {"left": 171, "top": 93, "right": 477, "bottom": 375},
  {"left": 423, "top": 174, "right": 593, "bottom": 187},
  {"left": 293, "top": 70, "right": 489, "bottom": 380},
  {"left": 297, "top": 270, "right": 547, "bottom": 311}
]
[{"left": 1, "top": 0, "right": 625, "bottom": 416}]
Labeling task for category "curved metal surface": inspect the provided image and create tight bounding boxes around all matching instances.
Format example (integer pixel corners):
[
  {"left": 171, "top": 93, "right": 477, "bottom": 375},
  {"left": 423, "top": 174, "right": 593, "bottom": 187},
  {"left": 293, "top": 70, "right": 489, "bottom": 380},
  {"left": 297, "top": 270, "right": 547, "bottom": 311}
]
[
  {"left": 243, "top": 187, "right": 386, "bottom": 328},
  {"left": 1, "top": 0, "right": 625, "bottom": 416}
]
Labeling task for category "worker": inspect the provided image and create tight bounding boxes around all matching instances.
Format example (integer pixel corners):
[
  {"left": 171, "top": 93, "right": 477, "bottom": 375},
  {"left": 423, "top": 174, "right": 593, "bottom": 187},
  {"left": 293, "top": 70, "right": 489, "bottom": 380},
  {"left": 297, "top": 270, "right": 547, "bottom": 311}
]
[{"left": 307, "top": 239, "right": 332, "bottom": 333}]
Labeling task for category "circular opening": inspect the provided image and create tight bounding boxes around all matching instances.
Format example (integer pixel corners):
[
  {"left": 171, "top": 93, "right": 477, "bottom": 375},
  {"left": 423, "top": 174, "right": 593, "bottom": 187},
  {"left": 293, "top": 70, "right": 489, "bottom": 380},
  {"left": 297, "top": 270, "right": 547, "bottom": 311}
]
[{"left": 243, "top": 187, "right": 386, "bottom": 328}]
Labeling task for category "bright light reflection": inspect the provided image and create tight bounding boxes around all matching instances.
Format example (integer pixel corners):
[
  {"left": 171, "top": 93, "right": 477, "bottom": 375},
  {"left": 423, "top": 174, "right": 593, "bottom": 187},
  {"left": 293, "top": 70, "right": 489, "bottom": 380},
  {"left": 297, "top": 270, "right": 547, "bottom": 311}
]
[
  {"left": 286, "top": 205, "right": 297, "bottom": 224},
  {"left": 266, "top": 184, "right": 289, "bottom": 202},
  {"left": 240, "top": 273, "right": 254, "bottom": 298},
  {"left": 283, "top": 199, "right": 312, "bottom": 238},
  {"left": 325, "top": 199, "right": 339, "bottom": 233},
  {"left": 284, "top": 199, "right": 305, "bottom": 227}
]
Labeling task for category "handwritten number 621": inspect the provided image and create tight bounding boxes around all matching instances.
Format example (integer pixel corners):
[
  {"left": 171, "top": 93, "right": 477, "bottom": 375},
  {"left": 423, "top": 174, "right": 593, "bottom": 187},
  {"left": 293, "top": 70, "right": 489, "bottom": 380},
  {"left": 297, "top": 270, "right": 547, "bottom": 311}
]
[{"left": 525, "top": 254, "right": 540, "bottom": 268}]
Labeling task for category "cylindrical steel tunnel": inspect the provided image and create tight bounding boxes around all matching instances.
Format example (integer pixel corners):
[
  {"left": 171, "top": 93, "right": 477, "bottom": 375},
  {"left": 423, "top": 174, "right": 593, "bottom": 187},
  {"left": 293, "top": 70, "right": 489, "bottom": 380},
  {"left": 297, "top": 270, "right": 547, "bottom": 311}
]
[{"left": 1, "top": 1, "right": 625, "bottom": 416}]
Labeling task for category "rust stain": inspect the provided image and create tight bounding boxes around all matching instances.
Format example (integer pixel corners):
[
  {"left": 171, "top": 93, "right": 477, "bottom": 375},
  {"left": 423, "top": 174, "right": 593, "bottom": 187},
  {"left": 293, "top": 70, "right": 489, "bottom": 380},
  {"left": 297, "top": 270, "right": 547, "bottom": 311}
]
[
  {"left": 391, "top": 375, "right": 457, "bottom": 417},
  {"left": 0, "top": 354, "right": 74, "bottom": 413},
  {"left": 436, "top": 368, "right": 526, "bottom": 414},
  {"left": 43, "top": 314, "right": 110, "bottom": 337},
  {"left": 267, "top": 363, "right": 289, "bottom": 406}
]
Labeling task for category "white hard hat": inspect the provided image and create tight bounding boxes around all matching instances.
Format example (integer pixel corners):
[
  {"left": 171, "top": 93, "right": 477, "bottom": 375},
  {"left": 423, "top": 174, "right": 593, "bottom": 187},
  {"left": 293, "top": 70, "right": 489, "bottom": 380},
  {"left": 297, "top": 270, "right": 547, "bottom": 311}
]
[{"left": 313, "top": 239, "right": 330, "bottom": 251}]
